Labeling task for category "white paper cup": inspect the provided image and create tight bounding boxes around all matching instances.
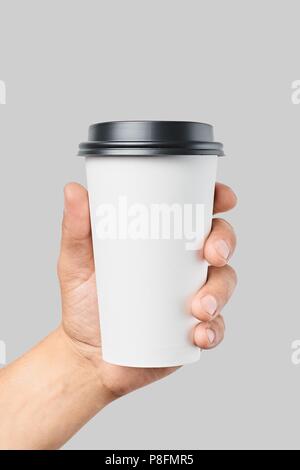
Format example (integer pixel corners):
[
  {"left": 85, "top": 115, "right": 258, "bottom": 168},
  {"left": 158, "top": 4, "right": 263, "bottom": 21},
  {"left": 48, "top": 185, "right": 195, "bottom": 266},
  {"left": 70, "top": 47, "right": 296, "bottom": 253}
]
[{"left": 79, "top": 121, "right": 224, "bottom": 367}]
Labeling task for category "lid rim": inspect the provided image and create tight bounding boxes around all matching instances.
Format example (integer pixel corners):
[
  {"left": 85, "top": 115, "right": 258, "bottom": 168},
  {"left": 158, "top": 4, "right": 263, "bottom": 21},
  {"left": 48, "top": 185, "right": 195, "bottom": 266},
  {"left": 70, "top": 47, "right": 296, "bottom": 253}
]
[
  {"left": 78, "top": 148, "right": 224, "bottom": 157},
  {"left": 78, "top": 121, "right": 225, "bottom": 157}
]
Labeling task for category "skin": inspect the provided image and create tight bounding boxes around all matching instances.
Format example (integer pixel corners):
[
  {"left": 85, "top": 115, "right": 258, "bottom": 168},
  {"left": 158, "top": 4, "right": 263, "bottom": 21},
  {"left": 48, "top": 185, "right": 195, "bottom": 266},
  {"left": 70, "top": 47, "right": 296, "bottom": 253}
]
[{"left": 0, "top": 182, "right": 237, "bottom": 449}]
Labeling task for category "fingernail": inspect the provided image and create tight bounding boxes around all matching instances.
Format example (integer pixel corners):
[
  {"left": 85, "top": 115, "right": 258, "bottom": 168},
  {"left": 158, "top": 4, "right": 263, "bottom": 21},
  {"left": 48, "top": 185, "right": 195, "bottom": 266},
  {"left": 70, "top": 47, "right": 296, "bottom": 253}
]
[
  {"left": 199, "top": 295, "right": 218, "bottom": 317},
  {"left": 207, "top": 329, "right": 216, "bottom": 344},
  {"left": 215, "top": 239, "right": 230, "bottom": 261}
]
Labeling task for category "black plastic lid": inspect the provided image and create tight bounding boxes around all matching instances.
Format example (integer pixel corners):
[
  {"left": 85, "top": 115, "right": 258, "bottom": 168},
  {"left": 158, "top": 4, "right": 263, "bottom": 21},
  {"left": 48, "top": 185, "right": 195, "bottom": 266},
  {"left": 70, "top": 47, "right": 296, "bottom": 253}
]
[{"left": 78, "top": 121, "right": 224, "bottom": 156}]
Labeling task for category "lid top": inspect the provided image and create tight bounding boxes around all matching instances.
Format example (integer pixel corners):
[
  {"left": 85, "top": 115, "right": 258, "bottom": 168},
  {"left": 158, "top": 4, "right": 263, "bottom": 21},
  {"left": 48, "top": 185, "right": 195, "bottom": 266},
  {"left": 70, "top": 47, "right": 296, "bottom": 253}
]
[{"left": 79, "top": 120, "right": 224, "bottom": 156}]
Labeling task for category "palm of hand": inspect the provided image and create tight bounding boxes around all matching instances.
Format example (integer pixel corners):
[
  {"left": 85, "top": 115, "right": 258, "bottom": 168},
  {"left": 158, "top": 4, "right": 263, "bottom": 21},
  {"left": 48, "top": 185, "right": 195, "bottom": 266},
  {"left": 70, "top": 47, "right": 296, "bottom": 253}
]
[{"left": 61, "top": 271, "right": 175, "bottom": 397}]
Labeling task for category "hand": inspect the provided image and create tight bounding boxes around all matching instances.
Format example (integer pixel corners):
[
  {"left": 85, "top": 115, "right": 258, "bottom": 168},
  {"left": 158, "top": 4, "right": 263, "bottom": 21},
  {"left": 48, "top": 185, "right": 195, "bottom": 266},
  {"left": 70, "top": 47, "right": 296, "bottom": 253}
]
[
  {"left": 0, "top": 182, "right": 238, "bottom": 450},
  {"left": 58, "top": 182, "right": 237, "bottom": 399}
]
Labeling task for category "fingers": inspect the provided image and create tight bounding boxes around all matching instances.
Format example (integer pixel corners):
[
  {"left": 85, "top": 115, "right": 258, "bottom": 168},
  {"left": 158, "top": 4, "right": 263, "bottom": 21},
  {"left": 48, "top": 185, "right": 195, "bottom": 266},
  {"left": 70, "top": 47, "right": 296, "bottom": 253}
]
[
  {"left": 213, "top": 183, "right": 237, "bottom": 214},
  {"left": 192, "top": 182, "right": 237, "bottom": 351},
  {"left": 204, "top": 218, "right": 237, "bottom": 267},
  {"left": 191, "top": 264, "right": 237, "bottom": 350},
  {"left": 58, "top": 183, "right": 94, "bottom": 285},
  {"left": 191, "top": 265, "right": 237, "bottom": 322},
  {"left": 194, "top": 315, "right": 225, "bottom": 350}
]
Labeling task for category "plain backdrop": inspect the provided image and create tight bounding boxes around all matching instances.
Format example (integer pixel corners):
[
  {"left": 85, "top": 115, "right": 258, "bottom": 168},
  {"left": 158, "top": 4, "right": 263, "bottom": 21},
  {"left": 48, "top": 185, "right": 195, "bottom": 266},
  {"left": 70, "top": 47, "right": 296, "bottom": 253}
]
[{"left": 0, "top": 0, "right": 300, "bottom": 450}]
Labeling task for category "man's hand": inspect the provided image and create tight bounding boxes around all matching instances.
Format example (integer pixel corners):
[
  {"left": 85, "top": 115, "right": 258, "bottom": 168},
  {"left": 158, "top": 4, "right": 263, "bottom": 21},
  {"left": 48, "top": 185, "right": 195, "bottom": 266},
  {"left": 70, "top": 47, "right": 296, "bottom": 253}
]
[
  {"left": 57, "top": 182, "right": 237, "bottom": 398},
  {"left": 0, "top": 181, "right": 237, "bottom": 450}
]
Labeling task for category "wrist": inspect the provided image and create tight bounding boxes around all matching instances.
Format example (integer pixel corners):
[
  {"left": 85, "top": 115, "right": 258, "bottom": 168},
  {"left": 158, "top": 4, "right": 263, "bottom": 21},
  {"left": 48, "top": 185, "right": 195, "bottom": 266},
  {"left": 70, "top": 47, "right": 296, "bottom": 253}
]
[
  {"left": 54, "top": 326, "right": 115, "bottom": 411},
  {"left": 56, "top": 326, "right": 116, "bottom": 408},
  {"left": 0, "top": 328, "right": 115, "bottom": 450}
]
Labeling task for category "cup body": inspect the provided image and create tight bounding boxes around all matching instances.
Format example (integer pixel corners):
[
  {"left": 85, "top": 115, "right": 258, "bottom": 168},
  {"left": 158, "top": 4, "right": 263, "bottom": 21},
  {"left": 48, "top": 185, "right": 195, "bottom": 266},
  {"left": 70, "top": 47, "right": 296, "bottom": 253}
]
[{"left": 86, "top": 154, "right": 218, "bottom": 367}]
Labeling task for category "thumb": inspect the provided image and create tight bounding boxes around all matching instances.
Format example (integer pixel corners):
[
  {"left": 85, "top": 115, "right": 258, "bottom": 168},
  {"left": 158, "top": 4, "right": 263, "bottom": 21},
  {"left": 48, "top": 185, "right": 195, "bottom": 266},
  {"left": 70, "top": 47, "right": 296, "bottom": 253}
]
[{"left": 58, "top": 183, "right": 94, "bottom": 288}]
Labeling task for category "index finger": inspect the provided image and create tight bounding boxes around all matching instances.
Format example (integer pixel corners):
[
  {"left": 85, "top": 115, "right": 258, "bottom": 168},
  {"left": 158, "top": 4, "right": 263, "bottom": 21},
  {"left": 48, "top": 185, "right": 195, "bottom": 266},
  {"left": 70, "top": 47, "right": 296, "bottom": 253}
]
[{"left": 213, "top": 183, "right": 237, "bottom": 214}]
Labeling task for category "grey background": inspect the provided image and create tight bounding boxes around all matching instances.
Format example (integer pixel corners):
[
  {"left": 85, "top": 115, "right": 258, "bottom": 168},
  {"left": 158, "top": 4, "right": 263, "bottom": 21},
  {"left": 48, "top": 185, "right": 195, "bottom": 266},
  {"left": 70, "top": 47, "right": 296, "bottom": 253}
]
[{"left": 0, "top": 0, "right": 299, "bottom": 450}]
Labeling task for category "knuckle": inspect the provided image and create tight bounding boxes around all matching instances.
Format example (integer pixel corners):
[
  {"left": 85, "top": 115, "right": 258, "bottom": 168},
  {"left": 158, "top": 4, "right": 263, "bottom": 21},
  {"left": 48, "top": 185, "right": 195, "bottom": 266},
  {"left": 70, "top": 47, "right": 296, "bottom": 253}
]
[
  {"left": 219, "top": 315, "right": 226, "bottom": 332},
  {"left": 214, "top": 317, "right": 225, "bottom": 341},
  {"left": 213, "top": 218, "right": 237, "bottom": 244},
  {"left": 213, "top": 217, "right": 233, "bottom": 231},
  {"left": 225, "top": 265, "right": 238, "bottom": 287},
  {"left": 208, "top": 265, "right": 238, "bottom": 295}
]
